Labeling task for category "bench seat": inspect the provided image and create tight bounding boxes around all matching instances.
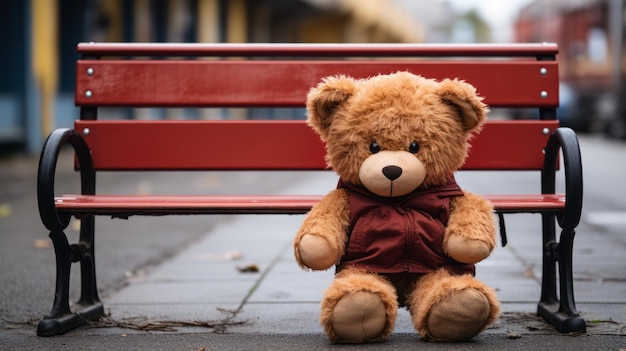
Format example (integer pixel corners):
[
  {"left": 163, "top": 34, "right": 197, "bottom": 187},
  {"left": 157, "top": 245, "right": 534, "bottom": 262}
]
[{"left": 53, "top": 194, "right": 567, "bottom": 216}]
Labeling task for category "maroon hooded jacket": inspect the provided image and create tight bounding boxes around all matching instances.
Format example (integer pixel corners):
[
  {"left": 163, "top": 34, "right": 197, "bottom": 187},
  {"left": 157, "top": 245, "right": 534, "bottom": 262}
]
[{"left": 336, "top": 177, "right": 475, "bottom": 277}]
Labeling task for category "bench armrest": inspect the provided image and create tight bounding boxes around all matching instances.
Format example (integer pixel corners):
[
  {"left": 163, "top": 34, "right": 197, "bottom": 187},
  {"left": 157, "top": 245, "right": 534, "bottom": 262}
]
[
  {"left": 542, "top": 127, "right": 583, "bottom": 232},
  {"left": 37, "top": 128, "right": 95, "bottom": 232}
]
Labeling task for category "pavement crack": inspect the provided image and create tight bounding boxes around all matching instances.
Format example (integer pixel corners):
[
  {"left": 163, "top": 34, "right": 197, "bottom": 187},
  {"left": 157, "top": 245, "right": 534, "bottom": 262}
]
[
  {"left": 217, "top": 239, "right": 294, "bottom": 332},
  {"left": 505, "top": 245, "right": 540, "bottom": 282}
]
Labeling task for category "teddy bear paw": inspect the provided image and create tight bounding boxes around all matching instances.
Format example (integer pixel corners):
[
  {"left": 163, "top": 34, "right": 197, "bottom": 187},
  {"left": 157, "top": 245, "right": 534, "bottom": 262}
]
[
  {"left": 425, "top": 288, "right": 491, "bottom": 341},
  {"left": 297, "top": 234, "right": 340, "bottom": 270},
  {"left": 446, "top": 235, "right": 491, "bottom": 263},
  {"left": 330, "top": 291, "right": 388, "bottom": 343}
]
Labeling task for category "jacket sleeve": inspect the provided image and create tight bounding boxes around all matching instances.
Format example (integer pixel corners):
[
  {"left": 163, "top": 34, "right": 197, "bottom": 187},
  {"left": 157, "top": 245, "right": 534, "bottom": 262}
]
[
  {"left": 442, "top": 191, "right": 496, "bottom": 263},
  {"left": 294, "top": 188, "right": 351, "bottom": 270}
]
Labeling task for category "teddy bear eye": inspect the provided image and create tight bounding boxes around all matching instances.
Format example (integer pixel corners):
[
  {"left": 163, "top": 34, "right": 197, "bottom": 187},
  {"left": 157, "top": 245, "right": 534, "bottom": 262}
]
[
  {"left": 369, "top": 142, "right": 381, "bottom": 154},
  {"left": 408, "top": 141, "right": 420, "bottom": 153}
]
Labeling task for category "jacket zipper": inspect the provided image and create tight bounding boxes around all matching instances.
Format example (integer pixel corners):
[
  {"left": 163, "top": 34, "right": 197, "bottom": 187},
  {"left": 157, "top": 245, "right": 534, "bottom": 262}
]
[{"left": 399, "top": 206, "right": 414, "bottom": 272}]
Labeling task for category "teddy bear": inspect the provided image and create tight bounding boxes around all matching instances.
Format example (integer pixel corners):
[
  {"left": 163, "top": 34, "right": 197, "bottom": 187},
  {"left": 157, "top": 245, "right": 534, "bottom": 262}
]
[{"left": 293, "top": 71, "right": 500, "bottom": 343}]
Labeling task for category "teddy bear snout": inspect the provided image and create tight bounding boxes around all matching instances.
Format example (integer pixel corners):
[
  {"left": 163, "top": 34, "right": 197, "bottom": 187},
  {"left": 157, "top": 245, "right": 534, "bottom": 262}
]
[
  {"left": 382, "top": 165, "right": 403, "bottom": 181},
  {"left": 359, "top": 151, "right": 427, "bottom": 197}
]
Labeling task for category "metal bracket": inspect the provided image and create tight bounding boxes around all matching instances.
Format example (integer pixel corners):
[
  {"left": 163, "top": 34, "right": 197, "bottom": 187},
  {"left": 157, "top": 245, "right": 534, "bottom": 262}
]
[{"left": 546, "top": 241, "right": 559, "bottom": 262}]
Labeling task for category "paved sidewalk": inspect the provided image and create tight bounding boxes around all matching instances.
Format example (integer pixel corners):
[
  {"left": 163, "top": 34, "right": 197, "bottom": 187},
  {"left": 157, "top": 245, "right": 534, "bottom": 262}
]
[{"left": 2, "top": 157, "right": 626, "bottom": 350}]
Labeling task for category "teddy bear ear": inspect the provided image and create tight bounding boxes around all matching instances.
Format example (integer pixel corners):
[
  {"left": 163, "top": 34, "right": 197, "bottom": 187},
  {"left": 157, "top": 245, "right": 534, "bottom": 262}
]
[
  {"left": 306, "top": 75, "right": 357, "bottom": 138},
  {"left": 437, "top": 78, "right": 488, "bottom": 132}
]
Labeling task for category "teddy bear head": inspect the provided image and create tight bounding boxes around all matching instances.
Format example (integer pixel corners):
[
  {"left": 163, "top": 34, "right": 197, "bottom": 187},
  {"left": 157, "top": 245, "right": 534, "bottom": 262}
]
[{"left": 306, "top": 71, "right": 487, "bottom": 197}]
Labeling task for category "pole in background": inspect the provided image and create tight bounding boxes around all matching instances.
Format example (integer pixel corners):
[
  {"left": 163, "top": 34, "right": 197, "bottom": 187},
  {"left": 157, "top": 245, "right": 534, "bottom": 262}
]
[{"left": 31, "top": 0, "right": 58, "bottom": 139}]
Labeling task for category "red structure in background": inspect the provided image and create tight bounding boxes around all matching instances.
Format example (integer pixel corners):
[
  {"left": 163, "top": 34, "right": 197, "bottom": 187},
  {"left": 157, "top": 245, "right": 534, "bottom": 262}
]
[{"left": 514, "top": 0, "right": 625, "bottom": 137}]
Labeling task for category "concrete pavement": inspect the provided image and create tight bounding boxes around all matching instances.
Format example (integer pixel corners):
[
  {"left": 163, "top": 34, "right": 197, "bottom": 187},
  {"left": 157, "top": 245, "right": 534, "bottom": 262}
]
[{"left": 2, "top": 136, "right": 626, "bottom": 350}]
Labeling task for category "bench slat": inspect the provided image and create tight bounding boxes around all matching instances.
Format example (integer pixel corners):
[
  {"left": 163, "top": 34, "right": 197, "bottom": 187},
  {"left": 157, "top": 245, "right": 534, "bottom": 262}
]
[
  {"left": 77, "top": 120, "right": 327, "bottom": 171},
  {"left": 75, "top": 60, "right": 559, "bottom": 108},
  {"left": 53, "top": 194, "right": 566, "bottom": 216},
  {"left": 75, "top": 120, "right": 558, "bottom": 171},
  {"left": 76, "top": 42, "right": 559, "bottom": 58}
]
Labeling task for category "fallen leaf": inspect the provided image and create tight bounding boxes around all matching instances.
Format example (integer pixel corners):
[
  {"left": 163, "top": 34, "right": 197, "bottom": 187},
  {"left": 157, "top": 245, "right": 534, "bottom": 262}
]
[
  {"left": 194, "top": 174, "right": 221, "bottom": 190},
  {"left": 71, "top": 218, "right": 81, "bottom": 231},
  {"left": 523, "top": 264, "right": 536, "bottom": 278},
  {"left": 224, "top": 251, "right": 243, "bottom": 260},
  {"left": 237, "top": 263, "right": 259, "bottom": 273},
  {"left": 34, "top": 239, "right": 53, "bottom": 249},
  {"left": 506, "top": 332, "right": 522, "bottom": 339},
  {"left": 0, "top": 204, "right": 11, "bottom": 218},
  {"left": 137, "top": 180, "right": 153, "bottom": 195}
]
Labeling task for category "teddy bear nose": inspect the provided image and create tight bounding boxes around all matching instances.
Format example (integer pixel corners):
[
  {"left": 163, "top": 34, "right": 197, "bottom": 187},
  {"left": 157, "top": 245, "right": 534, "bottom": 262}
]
[{"left": 382, "top": 165, "right": 403, "bottom": 181}]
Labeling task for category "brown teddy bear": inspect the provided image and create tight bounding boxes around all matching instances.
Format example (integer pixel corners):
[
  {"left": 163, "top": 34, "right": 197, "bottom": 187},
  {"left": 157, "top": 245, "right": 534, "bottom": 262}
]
[{"left": 294, "top": 72, "right": 500, "bottom": 343}]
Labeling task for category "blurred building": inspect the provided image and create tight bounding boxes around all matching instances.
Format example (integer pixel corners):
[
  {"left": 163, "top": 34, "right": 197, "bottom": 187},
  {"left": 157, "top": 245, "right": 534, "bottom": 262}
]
[
  {"left": 515, "top": 0, "right": 626, "bottom": 136},
  {"left": 1, "top": 0, "right": 485, "bottom": 153}
]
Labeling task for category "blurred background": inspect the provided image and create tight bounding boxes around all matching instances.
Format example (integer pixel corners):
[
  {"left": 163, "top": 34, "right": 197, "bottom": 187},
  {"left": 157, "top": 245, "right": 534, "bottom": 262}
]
[{"left": 1, "top": 0, "right": 625, "bottom": 154}]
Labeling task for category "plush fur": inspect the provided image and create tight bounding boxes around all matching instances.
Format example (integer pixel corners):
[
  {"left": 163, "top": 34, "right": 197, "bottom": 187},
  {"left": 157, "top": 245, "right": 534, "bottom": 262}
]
[{"left": 294, "top": 72, "right": 500, "bottom": 343}]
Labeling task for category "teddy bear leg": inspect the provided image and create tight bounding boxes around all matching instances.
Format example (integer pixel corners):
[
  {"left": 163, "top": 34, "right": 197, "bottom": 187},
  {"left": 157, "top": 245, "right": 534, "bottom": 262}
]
[
  {"left": 320, "top": 268, "right": 398, "bottom": 343},
  {"left": 408, "top": 269, "right": 499, "bottom": 342}
]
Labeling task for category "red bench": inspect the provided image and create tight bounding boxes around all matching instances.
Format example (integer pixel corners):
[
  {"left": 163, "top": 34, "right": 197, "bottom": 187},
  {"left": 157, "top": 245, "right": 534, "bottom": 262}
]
[{"left": 37, "top": 43, "right": 584, "bottom": 336}]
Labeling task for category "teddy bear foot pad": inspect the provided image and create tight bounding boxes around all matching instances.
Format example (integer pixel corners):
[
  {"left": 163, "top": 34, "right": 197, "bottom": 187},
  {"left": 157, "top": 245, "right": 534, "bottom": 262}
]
[
  {"left": 330, "top": 291, "right": 389, "bottom": 343},
  {"left": 426, "top": 288, "right": 492, "bottom": 341}
]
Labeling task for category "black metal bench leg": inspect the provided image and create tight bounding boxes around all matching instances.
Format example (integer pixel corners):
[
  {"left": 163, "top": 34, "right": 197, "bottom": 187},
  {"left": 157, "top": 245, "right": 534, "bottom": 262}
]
[
  {"left": 37, "top": 128, "right": 103, "bottom": 336},
  {"left": 537, "top": 214, "right": 586, "bottom": 333},
  {"left": 538, "top": 128, "right": 585, "bottom": 333},
  {"left": 37, "top": 221, "right": 104, "bottom": 337},
  {"left": 37, "top": 230, "right": 79, "bottom": 336},
  {"left": 77, "top": 215, "right": 101, "bottom": 307},
  {"left": 74, "top": 215, "right": 105, "bottom": 325},
  {"left": 555, "top": 227, "right": 586, "bottom": 332},
  {"left": 539, "top": 214, "right": 558, "bottom": 307}
]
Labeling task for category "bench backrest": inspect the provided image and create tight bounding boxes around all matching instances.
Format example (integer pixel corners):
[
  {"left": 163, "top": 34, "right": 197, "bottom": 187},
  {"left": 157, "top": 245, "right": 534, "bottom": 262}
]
[{"left": 74, "top": 43, "right": 560, "bottom": 172}]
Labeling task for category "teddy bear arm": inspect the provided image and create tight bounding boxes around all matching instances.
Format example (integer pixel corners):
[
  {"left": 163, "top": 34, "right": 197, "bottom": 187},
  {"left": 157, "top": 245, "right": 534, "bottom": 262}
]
[
  {"left": 443, "top": 191, "right": 496, "bottom": 264},
  {"left": 294, "top": 188, "right": 350, "bottom": 270}
]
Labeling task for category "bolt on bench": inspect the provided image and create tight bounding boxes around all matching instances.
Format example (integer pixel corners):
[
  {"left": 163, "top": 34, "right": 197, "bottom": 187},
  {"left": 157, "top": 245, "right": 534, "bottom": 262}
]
[{"left": 37, "top": 43, "right": 583, "bottom": 336}]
